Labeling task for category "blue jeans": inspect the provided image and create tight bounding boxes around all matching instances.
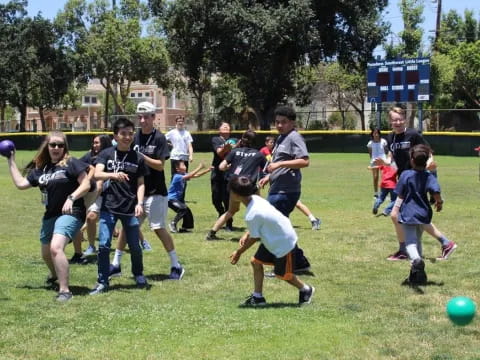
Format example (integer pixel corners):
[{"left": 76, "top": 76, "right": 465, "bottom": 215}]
[
  {"left": 373, "top": 188, "right": 397, "bottom": 215},
  {"left": 267, "top": 192, "right": 300, "bottom": 217},
  {"left": 97, "top": 211, "right": 143, "bottom": 285}
]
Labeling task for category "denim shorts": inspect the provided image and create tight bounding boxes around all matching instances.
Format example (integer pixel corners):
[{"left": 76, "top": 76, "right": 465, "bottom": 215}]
[{"left": 40, "top": 215, "right": 83, "bottom": 245}]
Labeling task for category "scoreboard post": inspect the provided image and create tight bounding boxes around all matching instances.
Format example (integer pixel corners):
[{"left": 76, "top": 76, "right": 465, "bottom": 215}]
[{"left": 367, "top": 57, "right": 430, "bottom": 132}]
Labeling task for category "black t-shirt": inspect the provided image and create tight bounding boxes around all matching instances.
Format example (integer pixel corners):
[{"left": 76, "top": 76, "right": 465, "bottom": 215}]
[
  {"left": 211, "top": 136, "right": 229, "bottom": 182},
  {"left": 225, "top": 147, "right": 267, "bottom": 182},
  {"left": 80, "top": 151, "right": 98, "bottom": 192},
  {"left": 27, "top": 158, "right": 89, "bottom": 220},
  {"left": 387, "top": 128, "right": 428, "bottom": 176},
  {"left": 96, "top": 147, "right": 146, "bottom": 216},
  {"left": 133, "top": 129, "right": 170, "bottom": 196}
]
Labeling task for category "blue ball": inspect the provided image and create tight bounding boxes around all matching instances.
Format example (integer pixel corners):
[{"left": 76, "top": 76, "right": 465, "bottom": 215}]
[{"left": 0, "top": 139, "right": 15, "bottom": 157}]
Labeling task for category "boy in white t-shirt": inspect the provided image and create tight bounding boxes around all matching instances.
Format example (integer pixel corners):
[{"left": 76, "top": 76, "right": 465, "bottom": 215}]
[{"left": 229, "top": 176, "right": 315, "bottom": 306}]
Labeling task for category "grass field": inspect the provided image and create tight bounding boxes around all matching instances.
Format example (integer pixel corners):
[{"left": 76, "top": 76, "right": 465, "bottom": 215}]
[{"left": 0, "top": 151, "right": 479, "bottom": 360}]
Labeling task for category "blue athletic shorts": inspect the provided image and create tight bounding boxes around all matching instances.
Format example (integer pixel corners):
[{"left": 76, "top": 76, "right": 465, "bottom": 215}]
[{"left": 40, "top": 215, "right": 83, "bottom": 245}]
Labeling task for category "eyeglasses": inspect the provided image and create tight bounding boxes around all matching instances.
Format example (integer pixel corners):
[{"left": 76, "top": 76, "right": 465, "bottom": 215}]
[{"left": 48, "top": 143, "right": 65, "bottom": 149}]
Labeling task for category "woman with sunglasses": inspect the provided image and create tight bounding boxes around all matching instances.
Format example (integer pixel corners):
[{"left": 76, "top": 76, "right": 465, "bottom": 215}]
[{"left": 6, "top": 131, "right": 91, "bottom": 302}]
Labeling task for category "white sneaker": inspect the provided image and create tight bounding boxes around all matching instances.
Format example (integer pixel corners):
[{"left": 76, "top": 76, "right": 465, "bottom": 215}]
[{"left": 83, "top": 245, "right": 96, "bottom": 256}]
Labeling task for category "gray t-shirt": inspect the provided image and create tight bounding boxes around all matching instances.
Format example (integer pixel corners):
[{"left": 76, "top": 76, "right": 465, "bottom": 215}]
[{"left": 269, "top": 130, "right": 309, "bottom": 193}]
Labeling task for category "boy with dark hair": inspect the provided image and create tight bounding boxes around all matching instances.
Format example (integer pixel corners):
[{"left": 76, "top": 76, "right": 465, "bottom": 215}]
[
  {"left": 394, "top": 144, "right": 454, "bottom": 285},
  {"left": 259, "top": 105, "right": 311, "bottom": 271},
  {"left": 90, "top": 117, "right": 147, "bottom": 295},
  {"left": 229, "top": 176, "right": 315, "bottom": 306}
]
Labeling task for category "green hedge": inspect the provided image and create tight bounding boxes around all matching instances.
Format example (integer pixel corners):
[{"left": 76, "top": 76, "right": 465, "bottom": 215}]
[{"left": 1, "top": 131, "right": 480, "bottom": 156}]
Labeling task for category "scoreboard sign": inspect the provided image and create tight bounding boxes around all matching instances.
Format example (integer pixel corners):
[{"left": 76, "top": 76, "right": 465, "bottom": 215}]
[{"left": 367, "top": 57, "right": 430, "bottom": 103}]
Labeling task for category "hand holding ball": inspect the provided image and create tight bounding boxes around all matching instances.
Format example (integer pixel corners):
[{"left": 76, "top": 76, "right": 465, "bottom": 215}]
[
  {"left": 0, "top": 139, "right": 15, "bottom": 158},
  {"left": 446, "top": 296, "right": 476, "bottom": 326}
]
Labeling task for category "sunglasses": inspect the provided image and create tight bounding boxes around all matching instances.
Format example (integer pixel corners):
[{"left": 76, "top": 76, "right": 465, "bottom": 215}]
[{"left": 48, "top": 143, "right": 65, "bottom": 149}]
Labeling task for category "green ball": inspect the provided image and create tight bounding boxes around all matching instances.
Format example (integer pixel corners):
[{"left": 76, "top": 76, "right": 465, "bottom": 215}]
[{"left": 446, "top": 296, "right": 476, "bottom": 326}]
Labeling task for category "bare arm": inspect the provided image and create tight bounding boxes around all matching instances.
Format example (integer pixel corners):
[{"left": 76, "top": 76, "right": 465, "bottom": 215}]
[
  {"left": 135, "top": 176, "right": 145, "bottom": 217},
  {"left": 142, "top": 154, "right": 165, "bottom": 172},
  {"left": 188, "top": 142, "right": 193, "bottom": 162},
  {"left": 95, "top": 163, "right": 129, "bottom": 182},
  {"left": 230, "top": 235, "right": 259, "bottom": 264},
  {"left": 218, "top": 159, "right": 230, "bottom": 172},
  {"left": 7, "top": 153, "right": 31, "bottom": 190},
  {"left": 62, "top": 171, "right": 91, "bottom": 214},
  {"left": 266, "top": 157, "right": 309, "bottom": 172}
]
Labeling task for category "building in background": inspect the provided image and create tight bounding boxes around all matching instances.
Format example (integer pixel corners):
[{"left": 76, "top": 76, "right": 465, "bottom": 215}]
[{"left": 23, "top": 79, "right": 189, "bottom": 132}]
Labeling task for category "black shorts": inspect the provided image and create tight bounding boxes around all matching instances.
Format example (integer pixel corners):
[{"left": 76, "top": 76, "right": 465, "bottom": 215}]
[{"left": 252, "top": 243, "right": 296, "bottom": 280}]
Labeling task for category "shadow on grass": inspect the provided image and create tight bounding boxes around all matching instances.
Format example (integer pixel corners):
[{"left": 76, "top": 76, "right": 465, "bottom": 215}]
[
  {"left": 238, "top": 302, "right": 302, "bottom": 309},
  {"left": 401, "top": 279, "right": 445, "bottom": 294},
  {"left": 145, "top": 273, "right": 172, "bottom": 282}
]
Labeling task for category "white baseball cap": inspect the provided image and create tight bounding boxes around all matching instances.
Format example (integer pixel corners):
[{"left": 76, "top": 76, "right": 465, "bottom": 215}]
[{"left": 136, "top": 101, "right": 156, "bottom": 114}]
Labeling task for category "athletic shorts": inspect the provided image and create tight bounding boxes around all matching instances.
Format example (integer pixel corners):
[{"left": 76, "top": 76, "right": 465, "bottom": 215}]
[
  {"left": 87, "top": 195, "right": 102, "bottom": 214},
  {"left": 138, "top": 194, "right": 168, "bottom": 230},
  {"left": 40, "top": 215, "right": 83, "bottom": 245},
  {"left": 252, "top": 243, "right": 296, "bottom": 281}
]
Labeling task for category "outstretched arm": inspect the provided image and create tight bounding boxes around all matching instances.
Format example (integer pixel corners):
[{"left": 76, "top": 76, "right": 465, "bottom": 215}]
[
  {"left": 7, "top": 153, "right": 31, "bottom": 190},
  {"left": 230, "top": 234, "right": 258, "bottom": 265}
]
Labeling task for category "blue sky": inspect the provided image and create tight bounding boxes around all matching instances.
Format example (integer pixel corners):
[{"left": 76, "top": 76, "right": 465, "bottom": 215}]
[{"left": 1, "top": 0, "right": 477, "bottom": 55}]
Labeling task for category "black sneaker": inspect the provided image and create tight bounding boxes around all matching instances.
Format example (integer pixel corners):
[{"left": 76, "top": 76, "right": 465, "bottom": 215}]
[
  {"left": 205, "top": 230, "right": 220, "bottom": 240},
  {"left": 45, "top": 275, "right": 58, "bottom": 288},
  {"left": 372, "top": 207, "right": 378, "bottom": 215},
  {"left": 299, "top": 286, "right": 315, "bottom": 305},
  {"left": 89, "top": 283, "right": 108, "bottom": 295},
  {"left": 168, "top": 266, "right": 185, "bottom": 280},
  {"left": 243, "top": 294, "right": 267, "bottom": 307},
  {"left": 69, "top": 253, "right": 84, "bottom": 264},
  {"left": 56, "top": 291, "right": 73, "bottom": 302},
  {"left": 109, "top": 264, "right": 122, "bottom": 278},
  {"left": 408, "top": 258, "right": 427, "bottom": 286},
  {"left": 169, "top": 221, "right": 178, "bottom": 233},
  {"left": 135, "top": 275, "right": 148, "bottom": 288}
]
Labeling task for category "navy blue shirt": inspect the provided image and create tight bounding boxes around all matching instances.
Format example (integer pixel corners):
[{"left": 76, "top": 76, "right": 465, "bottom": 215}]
[{"left": 396, "top": 169, "right": 441, "bottom": 224}]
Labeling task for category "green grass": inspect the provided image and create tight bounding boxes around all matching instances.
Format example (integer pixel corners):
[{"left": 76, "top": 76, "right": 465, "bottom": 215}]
[{"left": 0, "top": 152, "right": 479, "bottom": 359}]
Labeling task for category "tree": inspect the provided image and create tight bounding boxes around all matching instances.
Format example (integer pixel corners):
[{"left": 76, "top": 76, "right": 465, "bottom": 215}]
[
  {"left": 162, "top": 0, "right": 229, "bottom": 130},
  {"left": 0, "top": 0, "right": 27, "bottom": 126},
  {"left": 57, "top": 0, "right": 170, "bottom": 128},
  {"left": 162, "top": 0, "right": 388, "bottom": 130},
  {"left": 384, "top": 0, "right": 425, "bottom": 58}
]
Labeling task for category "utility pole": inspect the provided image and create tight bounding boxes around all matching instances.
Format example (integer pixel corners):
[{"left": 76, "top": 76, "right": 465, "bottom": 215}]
[{"left": 433, "top": 0, "right": 442, "bottom": 51}]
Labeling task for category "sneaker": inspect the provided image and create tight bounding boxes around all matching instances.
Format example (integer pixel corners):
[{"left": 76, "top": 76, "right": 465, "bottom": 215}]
[
  {"left": 83, "top": 245, "right": 96, "bottom": 256},
  {"left": 56, "top": 291, "right": 73, "bottom": 302},
  {"left": 178, "top": 228, "right": 191, "bottom": 233},
  {"left": 372, "top": 207, "right": 378, "bottom": 215},
  {"left": 169, "top": 266, "right": 185, "bottom": 280},
  {"left": 311, "top": 218, "right": 321, "bottom": 230},
  {"left": 243, "top": 294, "right": 267, "bottom": 307},
  {"left": 141, "top": 239, "right": 152, "bottom": 251},
  {"left": 69, "top": 253, "right": 84, "bottom": 264},
  {"left": 408, "top": 258, "right": 427, "bottom": 286},
  {"left": 387, "top": 250, "right": 408, "bottom": 261},
  {"left": 299, "top": 286, "right": 315, "bottom": 305},
  {"left": 169, "top": 221, "right": 178, "bottom": 233},
  {"left": 205, "top": 230, "right": 220, "bottom": 240},
  {"left": 264, "top": 271, "right": 276, "bottom": 278},
  {"left": 135, "top": 275, "right": 148, "bottom": 288},
  {"left": 224, "top": 225, "right": 234, "bottom": 232},
  {"left": 437, "top": 242, "right": 457, "bottom": 261},
  {"left": 89, "top": 283, "right": 108, "bottom": 295},
  {"left": 109, "top": 264, "right": 122, "bottom": 278}
]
